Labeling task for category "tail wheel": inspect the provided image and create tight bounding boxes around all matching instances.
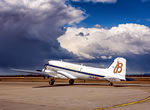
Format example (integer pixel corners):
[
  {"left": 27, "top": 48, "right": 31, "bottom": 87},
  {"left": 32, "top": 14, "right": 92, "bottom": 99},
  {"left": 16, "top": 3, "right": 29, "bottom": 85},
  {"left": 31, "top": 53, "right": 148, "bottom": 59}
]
[
  {"left": 49, "top": 79, "right": 55, "bottom": 86},
  {"left": 69, "top": 79, "right": 74, "bottom": 85}
]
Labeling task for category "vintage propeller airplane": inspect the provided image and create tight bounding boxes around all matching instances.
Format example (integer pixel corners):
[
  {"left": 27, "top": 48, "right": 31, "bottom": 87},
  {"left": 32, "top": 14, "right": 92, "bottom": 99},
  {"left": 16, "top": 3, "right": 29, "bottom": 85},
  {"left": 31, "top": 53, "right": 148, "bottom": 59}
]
[{"left": 13, "top": 57, "right": 127, "bottom": 86}]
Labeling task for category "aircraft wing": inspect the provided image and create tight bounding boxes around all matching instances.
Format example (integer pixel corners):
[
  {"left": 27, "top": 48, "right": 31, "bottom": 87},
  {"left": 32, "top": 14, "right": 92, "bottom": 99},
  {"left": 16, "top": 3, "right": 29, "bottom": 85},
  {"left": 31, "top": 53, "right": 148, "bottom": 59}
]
[
  {"left": 11, "top": 69, "right": 54, "bottom": 77},
  {"left": 12, "top": 69, "right": 77, "bottom": 79}
]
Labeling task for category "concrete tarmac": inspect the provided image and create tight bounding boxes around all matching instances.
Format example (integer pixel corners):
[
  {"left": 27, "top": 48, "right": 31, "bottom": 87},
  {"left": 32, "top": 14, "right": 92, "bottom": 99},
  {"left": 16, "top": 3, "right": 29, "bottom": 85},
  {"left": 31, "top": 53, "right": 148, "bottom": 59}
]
[{"left": 0, "top": 82, "right": 150, "bottom": 110}]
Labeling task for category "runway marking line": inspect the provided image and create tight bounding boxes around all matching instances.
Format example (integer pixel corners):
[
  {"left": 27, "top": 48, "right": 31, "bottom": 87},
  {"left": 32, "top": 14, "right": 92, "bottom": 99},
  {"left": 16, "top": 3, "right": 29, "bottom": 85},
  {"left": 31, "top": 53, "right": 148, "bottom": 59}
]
[{"left": 96, "top": 96, "right": 150, "bottom": 110}]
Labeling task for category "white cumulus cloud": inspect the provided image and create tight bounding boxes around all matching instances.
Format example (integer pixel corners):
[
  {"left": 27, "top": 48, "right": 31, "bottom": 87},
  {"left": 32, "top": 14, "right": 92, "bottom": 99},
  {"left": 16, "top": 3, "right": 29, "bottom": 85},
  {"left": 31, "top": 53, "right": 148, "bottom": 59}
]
[{"left": 58, "top": 24, "right": 150, "bottom": 59}]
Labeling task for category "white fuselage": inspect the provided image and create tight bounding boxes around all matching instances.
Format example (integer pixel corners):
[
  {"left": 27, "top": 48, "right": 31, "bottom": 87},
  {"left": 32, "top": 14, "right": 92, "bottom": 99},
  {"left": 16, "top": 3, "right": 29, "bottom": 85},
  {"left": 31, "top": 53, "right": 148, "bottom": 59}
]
[{"left": 45, "top": 60, "right": 123, "bottom": 80}]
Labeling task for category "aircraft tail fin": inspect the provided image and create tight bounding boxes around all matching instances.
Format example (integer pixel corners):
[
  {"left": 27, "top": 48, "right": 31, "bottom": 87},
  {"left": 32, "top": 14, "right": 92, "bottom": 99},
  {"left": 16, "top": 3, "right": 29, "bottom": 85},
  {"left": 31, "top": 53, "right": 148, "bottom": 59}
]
[{"left": 108, "top": 57, "right": 126, "bottom": 80}]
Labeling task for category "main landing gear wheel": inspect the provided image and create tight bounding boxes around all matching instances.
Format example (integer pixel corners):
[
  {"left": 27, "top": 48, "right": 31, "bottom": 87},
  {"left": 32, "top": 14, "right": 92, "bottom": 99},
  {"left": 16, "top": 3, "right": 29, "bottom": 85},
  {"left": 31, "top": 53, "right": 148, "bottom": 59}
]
[
  {"left": 109, "top": 82, "right": 113, "bottom": 86},
  {"left": 49, "top": 79, "right": 55, "bottom": 86},
  {"left": 69, "top": 79, "right": 74, "bottom": 85}
]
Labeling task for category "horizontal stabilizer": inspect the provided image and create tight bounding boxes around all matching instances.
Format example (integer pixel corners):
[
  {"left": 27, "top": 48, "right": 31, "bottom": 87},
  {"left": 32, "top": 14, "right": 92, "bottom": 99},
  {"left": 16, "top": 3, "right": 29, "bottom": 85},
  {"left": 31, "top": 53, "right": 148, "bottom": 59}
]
[{"left": 126, "top": 77, "right": 135, "bottom": 81}]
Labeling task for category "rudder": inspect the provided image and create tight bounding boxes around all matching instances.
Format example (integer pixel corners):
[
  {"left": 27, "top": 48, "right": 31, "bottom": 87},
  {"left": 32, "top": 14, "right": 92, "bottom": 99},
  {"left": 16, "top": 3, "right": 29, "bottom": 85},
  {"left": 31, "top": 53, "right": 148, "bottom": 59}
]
[{"left": 108, "top": 57, "right": 126, "bottom": 80}]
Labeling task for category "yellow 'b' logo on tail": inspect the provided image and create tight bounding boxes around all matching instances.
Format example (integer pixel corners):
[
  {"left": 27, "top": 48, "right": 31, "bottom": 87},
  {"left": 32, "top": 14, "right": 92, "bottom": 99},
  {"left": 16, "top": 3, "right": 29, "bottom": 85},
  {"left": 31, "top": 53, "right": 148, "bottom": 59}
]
[{"left": 113, "top": 62, "right": 123, "bottom": 73}]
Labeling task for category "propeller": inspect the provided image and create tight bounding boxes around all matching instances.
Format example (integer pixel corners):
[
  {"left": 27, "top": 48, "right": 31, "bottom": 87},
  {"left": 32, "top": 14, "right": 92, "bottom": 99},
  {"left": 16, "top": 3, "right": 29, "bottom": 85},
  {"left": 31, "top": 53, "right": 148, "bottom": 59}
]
[{"left": 43, "top": 64, "right": 49, "bottom": 72}]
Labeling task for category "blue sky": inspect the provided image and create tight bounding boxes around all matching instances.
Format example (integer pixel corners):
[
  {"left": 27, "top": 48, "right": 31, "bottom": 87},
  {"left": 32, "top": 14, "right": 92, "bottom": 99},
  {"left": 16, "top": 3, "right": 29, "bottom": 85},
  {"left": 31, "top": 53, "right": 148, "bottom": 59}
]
[
  {"left": 0, "top": 0, "right": 150, "bottom": 74},
  {"left": 58, "top": 0, "right": 150, "bottom": 73},
  {"left": 70, "top": 0, "right": 150, "bottom": 28}
]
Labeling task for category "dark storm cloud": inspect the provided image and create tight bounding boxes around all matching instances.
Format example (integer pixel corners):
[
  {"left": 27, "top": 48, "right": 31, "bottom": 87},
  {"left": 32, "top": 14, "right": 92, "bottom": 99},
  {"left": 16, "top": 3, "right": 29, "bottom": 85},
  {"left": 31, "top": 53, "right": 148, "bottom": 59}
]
[
  {"left": 0, "top": 0, "right": 85, "bottom": 69},
  {"left": 66, "top": 54, "right": 150, "bottom": 73},
  {"left": 125, "top": 54, "right": 150, "bottom": 73}
]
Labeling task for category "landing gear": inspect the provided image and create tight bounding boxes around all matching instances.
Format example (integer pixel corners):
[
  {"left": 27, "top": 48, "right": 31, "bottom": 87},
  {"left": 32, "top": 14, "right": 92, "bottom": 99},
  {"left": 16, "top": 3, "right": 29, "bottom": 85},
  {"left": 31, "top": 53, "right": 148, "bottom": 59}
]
[
  {"left": 49, "top": 79, "right": 55, "bottom": 86},
  {"left": 109, "top": 82, "right": 113, "bottom": 86},
  {"left": 69, "top": 79, "right": 74, "bottom": 85}
]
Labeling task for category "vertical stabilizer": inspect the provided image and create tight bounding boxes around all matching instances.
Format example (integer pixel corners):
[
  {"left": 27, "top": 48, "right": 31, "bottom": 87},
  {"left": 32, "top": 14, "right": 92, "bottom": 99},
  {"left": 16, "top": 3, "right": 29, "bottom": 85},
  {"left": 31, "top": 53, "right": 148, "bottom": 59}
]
[{"left": 108, "top": 57, "right": 126, "bottom": 80}]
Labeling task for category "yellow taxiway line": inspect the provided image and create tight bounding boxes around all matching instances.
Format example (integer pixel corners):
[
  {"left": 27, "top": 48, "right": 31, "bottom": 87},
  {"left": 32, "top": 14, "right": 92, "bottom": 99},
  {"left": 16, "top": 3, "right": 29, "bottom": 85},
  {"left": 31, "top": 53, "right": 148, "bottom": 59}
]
[{"left": 96, "top": 96, "right": 150, "bottom": 110}]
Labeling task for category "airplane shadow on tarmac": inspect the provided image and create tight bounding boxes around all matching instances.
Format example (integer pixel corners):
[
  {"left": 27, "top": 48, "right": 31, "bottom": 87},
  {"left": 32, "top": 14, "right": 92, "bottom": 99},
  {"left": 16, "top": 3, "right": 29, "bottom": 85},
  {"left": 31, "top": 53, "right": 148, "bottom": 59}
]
[
  {"left": 33, "top": 84, "right": 71, "bottom": 88},
  {"left": 32, "top": 83, "right": 110, "bottom": 88},
  {"left": 32, "top": 83, "right": 150, "bottom": 88}
]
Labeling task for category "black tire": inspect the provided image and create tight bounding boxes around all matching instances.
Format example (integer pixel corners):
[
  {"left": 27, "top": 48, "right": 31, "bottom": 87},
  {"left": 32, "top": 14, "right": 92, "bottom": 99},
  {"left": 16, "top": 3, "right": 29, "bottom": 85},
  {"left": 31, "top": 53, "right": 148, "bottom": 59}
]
[
  {"left": 49, "top": 79, "right": 55, "bottom": 85},
  {"left": 69, "top": 79, "right": 74, "bottom": 85},
  {"left": 109, "top": 82, "right": 113, "bottom": 86}
]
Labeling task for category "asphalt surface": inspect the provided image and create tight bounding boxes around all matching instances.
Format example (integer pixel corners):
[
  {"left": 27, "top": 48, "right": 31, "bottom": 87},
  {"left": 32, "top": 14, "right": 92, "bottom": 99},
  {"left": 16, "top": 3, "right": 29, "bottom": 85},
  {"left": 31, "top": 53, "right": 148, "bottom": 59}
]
[{"left": 0, "top": 82, "right": 150, "bottom": 110}]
